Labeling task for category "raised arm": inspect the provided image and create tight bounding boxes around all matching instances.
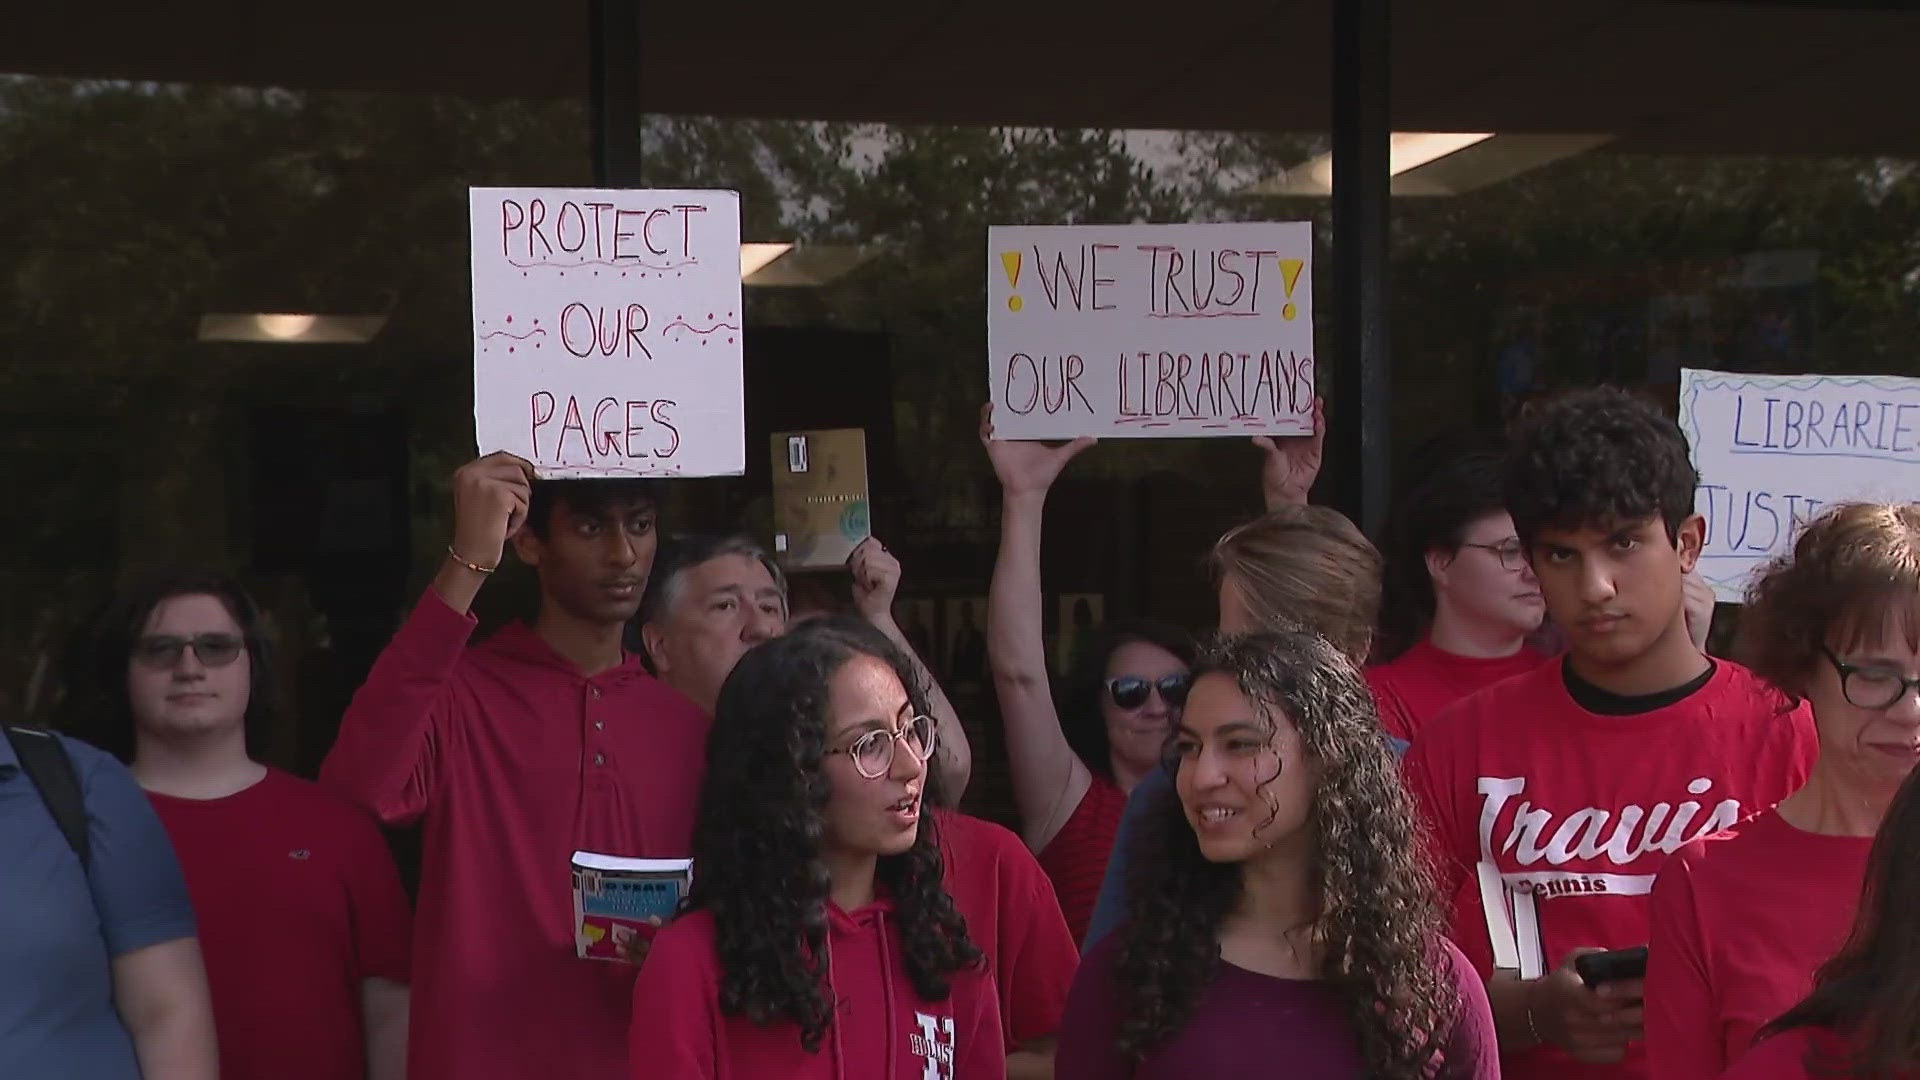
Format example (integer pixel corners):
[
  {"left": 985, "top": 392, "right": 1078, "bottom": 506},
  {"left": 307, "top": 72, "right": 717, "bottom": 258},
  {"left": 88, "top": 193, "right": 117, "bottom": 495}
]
[
  {"left": 849, "top": 536, "right": 973, "bottom": 803},
  {"left": 981, "top": 405, "right": 1098, "bottom": 853},
  {"left": 321, "top": 452, "right": 534, "bottom": 823},
  {"left": 1252, "top": 396, "right": 1324, "bottom": 511}
]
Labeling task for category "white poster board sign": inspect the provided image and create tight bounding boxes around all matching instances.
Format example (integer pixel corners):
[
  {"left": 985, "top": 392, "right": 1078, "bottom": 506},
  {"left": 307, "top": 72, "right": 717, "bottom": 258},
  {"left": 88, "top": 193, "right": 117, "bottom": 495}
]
[
  {"left": 1681, "top": 367, "right": 1920, "bottom": 601},
  {"left": 986, "top": 222, "right": 1314, "bottom": 440},
  {"left": 470, "top": 187, "right": 744, "bottom": 477}
]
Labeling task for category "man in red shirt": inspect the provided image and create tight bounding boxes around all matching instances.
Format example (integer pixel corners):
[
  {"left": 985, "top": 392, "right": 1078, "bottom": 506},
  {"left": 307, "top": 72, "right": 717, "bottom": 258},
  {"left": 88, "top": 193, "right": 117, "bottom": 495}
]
[
  {"left": 1403, "top": 387, "right": 1817, "bottom": 1080},
  {"left": 78, "top": 571, "right": 410, "bottom": 1080},
  {"left": 1370, "top": 447, "right": 1549, "bottom": 742},
  {"left": 322, "top": 452, "right": 709, "bottom": 1080}
]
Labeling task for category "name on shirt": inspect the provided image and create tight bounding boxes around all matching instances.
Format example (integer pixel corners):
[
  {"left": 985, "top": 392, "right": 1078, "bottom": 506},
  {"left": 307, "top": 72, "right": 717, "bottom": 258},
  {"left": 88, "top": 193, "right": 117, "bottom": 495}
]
[
  {"left": 911, "top": 1011, "right": 955, "bottom": 1080},
  {"left": 1477, "top": 775, "right": 1743, "bottom": 897}
]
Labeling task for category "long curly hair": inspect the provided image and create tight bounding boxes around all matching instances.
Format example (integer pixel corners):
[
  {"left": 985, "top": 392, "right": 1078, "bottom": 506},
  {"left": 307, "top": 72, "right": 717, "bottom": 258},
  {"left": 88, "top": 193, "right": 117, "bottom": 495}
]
[
  {"left": 1505, "top": 385, "right": 1697, "bottom": 550},
  {"left": 1761, "top": 764, "right": 1920, "bottom": 1075},
  {"left": 685, "top": 616, "right": 981, "bottom": 1053},
  {"left": 1114, "top": 631, "right": 1456, "bottom": 1077}
]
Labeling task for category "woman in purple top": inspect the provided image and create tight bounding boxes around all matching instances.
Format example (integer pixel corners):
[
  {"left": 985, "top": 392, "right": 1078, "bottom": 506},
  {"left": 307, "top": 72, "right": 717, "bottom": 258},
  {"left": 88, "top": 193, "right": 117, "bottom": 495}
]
[{"left": 1056, "top": 630, "right": 1499, "bottom": 1079}]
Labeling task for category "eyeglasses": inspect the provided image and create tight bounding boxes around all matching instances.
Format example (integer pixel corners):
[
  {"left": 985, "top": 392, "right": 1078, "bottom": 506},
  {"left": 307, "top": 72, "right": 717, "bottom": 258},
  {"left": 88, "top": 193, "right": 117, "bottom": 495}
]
[
  {"left": 838, "top": 714, "right": 938, "bottom": 780},
  {"left": 1821, "top": 646, "right": 1920, "bottom": 710},
  {"left": 133, "top": 633, "right": 247, "bottom": 670},
  {"left": 1108, "top": 674, "right": 1191, "bottom": 710},
  {"left": 1462, "top": 540, "right": 1528, "bottom": 572}
]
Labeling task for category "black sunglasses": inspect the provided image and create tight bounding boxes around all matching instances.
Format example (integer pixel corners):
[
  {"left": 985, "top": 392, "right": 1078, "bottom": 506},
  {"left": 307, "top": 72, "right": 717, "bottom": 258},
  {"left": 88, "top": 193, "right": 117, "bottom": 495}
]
[
  {"left": 1107, "top": 674, "right": 1191, "bottom": 710},
  {"left": 133, "top": 633, "right": 247, "bottom": 670}
]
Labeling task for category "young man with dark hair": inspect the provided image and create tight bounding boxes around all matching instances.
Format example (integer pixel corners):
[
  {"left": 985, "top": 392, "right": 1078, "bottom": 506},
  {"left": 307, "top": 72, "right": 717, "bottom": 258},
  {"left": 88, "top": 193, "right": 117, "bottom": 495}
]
[
  {"left": 1403, "top": 386, "right": 1818, "bottom": 1079},
  {"left": 322, "top": 452, "right": 707, "bottom": 1080}
]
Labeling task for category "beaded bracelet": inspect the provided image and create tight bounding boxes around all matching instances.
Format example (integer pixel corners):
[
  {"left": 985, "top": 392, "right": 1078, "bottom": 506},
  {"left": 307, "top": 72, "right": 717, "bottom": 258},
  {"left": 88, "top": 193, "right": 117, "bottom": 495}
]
[{"left": 447, "top": 545, "right": 497, "bottom": 575}]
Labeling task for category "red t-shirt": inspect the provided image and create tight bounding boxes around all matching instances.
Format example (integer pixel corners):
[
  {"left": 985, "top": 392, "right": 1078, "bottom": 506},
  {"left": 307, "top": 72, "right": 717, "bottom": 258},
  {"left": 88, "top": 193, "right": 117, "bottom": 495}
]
[
  {"left": 321, "top": 592, "right": 710, "bottom": 1080},
  {"left": 1402, "top": 659, "right": 1817, "bottom": 1080},
  {"left": 628, "top": 904, "right": 1006, "bottom": 1079},
  {"left": 1035, "top": 776, "right": 1127, "bottom": 945},
  {"left": 148, "top": 769, "right": 411, "bottom": 1080},
  {"left": 1719, "top": 1027, "right": 1920, "bottom": 1080},
  {"left": 1646, "top": 809, "right": 1872, "bottom": 1080},
  {"left": 1367, "top": 637, "right": 1548, "bottom": 743},
  {"left": 936, "top": 810, "right": 1079, "bottom": 1050}
]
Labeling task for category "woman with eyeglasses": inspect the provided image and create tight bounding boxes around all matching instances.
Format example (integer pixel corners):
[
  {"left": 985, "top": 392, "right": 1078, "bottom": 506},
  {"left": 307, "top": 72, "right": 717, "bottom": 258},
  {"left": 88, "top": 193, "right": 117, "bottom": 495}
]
[
  {"left": 1645, "top": 503, "right": 1920, "bottom": 1079},
  {"left": 981, "top": 407, "right": 1198, "bottom": 943},
  {"left": 1720, "top": 764, "right": 1920, "bottom": 1079},
  {"left": 1055, "top": 631, "right": 1498, "bottom": 1079},
  {"left": 1370, "top": 445, "right": 1548, "bottom": 743},
  {"left": 628, "top": 617, "right": 1003, "bottom": 1078},
  {"left": 65, "top": 571, "right": 412, "bottom": 1080}
]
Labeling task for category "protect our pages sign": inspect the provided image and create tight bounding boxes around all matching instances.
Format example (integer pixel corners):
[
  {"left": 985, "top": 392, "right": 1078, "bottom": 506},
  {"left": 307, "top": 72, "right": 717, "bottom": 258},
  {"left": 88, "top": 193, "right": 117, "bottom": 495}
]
[
  {"left": 470, "top": 187, "right": 745, "bottom": 477},
  {"left": 1681, "top": 367, "right": 1920, "bottom": 601},
  {"left": 986, "top": 222, "right": 1314, "bottom": 440}
]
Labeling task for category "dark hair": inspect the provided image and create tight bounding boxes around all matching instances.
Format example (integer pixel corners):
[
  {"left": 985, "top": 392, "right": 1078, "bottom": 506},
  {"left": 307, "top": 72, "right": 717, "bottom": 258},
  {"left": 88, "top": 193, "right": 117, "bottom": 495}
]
[
  {"left": 686, "top": 616, "right": 980, "bottom": 1052},
  {"left": 1505, "top": 386, "right": 1698, "bottom": 551},
  {"left": 1380, "top": 446, "right": 1510, "bottom": 660},
  {"left": 1115, "top": 631, "right": 1455, "bottom": 1077},
  {"left": 1210, "top": 506, "right": 1381, "bottom": 664},
  {"left": 1761, "top": 764, "right": 1920, "bottom": 1075},
  {"left": 638, "top": 532, "right": 788, "bottom": 628},
  {"left": 1058, "top": 618, "right": 1197, "bottom": 783},
  {"left": 61, "top": 571, "right": 277, "bottom": 763},
  {"left": 525, "top": 477, "right": 662, "bottom": 540},
  {"left": 1738, "top": 503, "right": 1920, "bottom": 698}
]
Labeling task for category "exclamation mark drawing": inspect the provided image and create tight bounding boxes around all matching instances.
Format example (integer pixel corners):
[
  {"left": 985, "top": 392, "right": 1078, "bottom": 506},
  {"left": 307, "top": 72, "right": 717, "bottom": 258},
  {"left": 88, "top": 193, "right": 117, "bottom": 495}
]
[
  {"left": 1002, "top": 251, "right": 1024, "bottom": 312},
  {"left": 1280, "top": 258, "right": 1305, "bottom": 320}
]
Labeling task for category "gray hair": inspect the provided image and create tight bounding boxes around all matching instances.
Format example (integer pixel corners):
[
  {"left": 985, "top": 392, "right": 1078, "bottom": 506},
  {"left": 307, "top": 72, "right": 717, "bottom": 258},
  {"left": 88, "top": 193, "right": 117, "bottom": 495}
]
[{"left": 640, "top": 533, "right": 789, "bottom": 627}]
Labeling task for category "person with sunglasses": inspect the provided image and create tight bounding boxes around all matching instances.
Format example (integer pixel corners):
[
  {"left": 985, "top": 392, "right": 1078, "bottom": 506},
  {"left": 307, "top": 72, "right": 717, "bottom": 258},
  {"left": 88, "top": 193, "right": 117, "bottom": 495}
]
[
  {"left": 66, "top": 571, "right": 412, "bottom": 1080},
  {"left": 628, "top": 617, "right": 1004, "bottom": 1078},
  {"left": 1371, "top": 445, "right": 1549, "bottom": 743},
  {"left": 980, "top": 406, "right": 1199, "bottom": 944},
  {"left": 1646, "top": 503, "right": 1920, "bottom": 1079}
]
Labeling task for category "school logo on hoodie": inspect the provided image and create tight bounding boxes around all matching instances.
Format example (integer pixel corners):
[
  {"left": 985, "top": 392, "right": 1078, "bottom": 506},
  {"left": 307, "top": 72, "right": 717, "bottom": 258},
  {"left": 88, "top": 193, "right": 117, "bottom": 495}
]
[{"left": 911, "top": 1012, "right": 955, "bottom": 1079}]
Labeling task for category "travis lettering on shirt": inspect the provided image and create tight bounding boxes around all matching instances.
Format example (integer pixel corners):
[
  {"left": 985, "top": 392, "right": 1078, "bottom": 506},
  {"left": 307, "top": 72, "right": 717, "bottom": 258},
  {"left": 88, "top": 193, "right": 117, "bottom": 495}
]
[{"left": 1404, "top": 659, "right": 1816, "bottom": 1078}]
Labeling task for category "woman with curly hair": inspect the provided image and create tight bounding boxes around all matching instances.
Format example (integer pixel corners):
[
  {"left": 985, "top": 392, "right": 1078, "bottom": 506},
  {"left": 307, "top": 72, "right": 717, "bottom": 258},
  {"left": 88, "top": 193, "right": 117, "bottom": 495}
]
[
  {"left": 1055, "top": 631, "right": 1497, "bottom": 1079},
  {"left": 1721, "top": 762, "right": 1920, "bottom": 1079},
  {"left": 626, "top": 617, "right": 1004, "bottom": 1079},
  {"left": 1646, "top": 503, "right": 1920, "bottom": 1079}
]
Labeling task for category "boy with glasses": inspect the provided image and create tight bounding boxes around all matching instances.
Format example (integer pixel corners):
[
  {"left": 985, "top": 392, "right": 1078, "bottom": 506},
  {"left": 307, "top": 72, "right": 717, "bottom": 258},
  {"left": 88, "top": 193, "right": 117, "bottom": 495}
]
[{"left": 74, "top": 572, "right": 411, "bottom": 1080}]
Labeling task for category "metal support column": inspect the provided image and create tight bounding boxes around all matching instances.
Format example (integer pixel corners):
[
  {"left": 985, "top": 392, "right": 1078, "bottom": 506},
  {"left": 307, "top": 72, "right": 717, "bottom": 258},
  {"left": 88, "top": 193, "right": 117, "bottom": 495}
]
[
  {"left": 1330, "top": 0, "right": 1392, "bottom": 536},
  {"left": 590, "top": 0, "right": 643, "bottom": 186}
]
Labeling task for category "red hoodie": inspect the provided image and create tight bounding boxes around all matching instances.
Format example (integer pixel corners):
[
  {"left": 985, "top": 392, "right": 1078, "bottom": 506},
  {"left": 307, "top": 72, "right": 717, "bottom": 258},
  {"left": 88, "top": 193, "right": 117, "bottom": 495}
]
[
  {"left": 629, "top": 903, "right": 1006, "bottom": 1080},
  {"left": 321, "top": 591, "right": 709, "bottom": 1080}
]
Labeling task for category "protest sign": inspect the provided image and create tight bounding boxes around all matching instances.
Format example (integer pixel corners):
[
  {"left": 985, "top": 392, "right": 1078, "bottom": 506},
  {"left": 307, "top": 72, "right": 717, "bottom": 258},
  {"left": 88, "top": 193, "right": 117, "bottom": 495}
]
[
  {"left": 1681, "top": 367, "right": 1920, "bottom": 601},
  {"left": 986, "top": 222, "right": 1314, "bottom": 440},
  {"left": 470, "top": 187, "right": 744, "bottom": 477}
]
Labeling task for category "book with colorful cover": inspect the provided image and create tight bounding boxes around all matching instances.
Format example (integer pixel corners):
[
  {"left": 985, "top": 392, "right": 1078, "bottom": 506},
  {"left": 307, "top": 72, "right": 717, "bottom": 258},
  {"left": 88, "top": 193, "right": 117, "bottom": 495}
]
[{"left": 570, "top": 851, "right": 693, "bottom": 962}]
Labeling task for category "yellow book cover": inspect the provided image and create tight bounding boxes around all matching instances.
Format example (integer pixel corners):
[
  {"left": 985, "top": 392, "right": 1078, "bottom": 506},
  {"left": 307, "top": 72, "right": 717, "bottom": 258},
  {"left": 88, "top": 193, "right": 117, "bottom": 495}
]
[{"left": 771, "top": 428, "right": 871, "bottom": 569}]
